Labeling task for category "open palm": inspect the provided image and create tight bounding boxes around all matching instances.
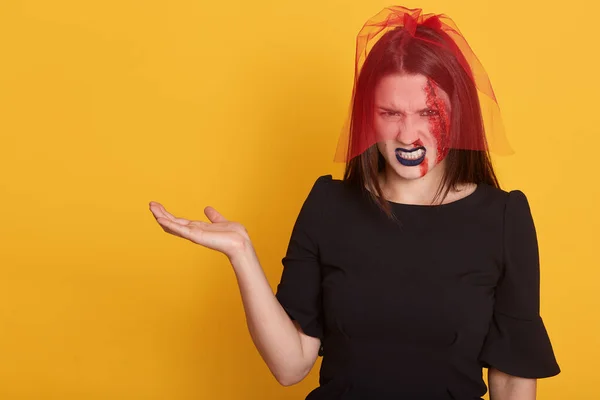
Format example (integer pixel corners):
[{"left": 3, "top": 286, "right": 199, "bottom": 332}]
[{"left": 149, "top": 201, "right": 250, "bottom": 258}]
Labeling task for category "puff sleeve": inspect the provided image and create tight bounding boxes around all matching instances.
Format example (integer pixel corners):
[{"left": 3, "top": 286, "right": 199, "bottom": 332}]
[
  {"left": 479, "top": 190, "right": 560, "bottom": 378},
  {"left": 275, "top": 175, "right": 330, "bottom": 341}
]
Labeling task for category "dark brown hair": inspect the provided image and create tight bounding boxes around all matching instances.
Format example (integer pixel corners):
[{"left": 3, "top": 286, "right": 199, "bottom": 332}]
[{"left": 343, "top": 25, "right": 500, "bottom": 219}]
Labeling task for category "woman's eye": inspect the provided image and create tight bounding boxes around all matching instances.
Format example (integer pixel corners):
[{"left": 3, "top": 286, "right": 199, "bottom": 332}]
[
  {"left": 422, "top": 109, "right": 439, "bottom": 117},
  {"left": 382, "top": 111, "right": 399, "bottom": 117}
]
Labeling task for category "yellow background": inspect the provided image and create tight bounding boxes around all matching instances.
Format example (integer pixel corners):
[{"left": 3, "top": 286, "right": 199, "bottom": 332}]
[{"left": 0, "top": 0, "right": 597, "bottom": 398}]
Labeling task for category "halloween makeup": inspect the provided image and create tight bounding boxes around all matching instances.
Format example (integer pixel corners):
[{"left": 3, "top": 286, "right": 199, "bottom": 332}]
[
  {"left": 374, "top": 73, "right": 452, "bottom": 180},
  {"left": 424, "top": 78, "right": 451, "bottom": 165}
]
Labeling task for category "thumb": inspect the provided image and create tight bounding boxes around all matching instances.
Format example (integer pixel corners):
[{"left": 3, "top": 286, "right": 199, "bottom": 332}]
[{"left": 204, "top": 206, "right": 227, "bottom": 223}]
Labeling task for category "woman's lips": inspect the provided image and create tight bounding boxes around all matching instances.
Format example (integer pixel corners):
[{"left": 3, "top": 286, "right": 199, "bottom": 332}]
[{"left": 395, "top": 146, "right": 426, "bottom": 166}]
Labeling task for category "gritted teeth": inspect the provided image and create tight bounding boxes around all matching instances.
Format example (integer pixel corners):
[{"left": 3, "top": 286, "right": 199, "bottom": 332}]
[{"left": 396, "top": 147, "right": 426, "bottom": 160}]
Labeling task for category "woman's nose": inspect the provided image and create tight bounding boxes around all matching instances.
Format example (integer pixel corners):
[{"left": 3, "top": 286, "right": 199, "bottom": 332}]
[{"left": 395, "top": 120, "right": 420, "bottom": 145}]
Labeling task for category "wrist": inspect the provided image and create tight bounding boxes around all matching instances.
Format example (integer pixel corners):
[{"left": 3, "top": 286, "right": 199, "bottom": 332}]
[{"left": 228, "top": 240, "right": 257, "bottom": 269}]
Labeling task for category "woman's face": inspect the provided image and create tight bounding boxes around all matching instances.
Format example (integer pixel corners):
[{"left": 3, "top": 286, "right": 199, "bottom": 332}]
[{"left": 374, "top": 73, "right": 451, "bottom": 180}]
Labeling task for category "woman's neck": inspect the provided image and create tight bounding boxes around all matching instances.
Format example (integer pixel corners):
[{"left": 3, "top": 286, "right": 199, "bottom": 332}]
[
  {"left": 378, "top": 176, "right": 441, "bottom": 206},
  {"left": 377, "top": 160, "right": 468, "bottom": 205}
]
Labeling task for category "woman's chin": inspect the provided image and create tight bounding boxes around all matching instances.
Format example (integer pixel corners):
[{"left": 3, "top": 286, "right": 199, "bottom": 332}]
[{"left": 393, "top": 167, "right": 427, "bottom": 180}]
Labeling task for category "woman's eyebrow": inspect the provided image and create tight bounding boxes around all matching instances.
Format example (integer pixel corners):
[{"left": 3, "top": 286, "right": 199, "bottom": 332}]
[{"left": 377, "top": 106, "right": 431, "bottom": 113}]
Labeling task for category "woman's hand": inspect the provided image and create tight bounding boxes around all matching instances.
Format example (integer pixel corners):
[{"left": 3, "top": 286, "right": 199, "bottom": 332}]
[{"left": 149, "top": 201, "right": 251, "bottom": 260}]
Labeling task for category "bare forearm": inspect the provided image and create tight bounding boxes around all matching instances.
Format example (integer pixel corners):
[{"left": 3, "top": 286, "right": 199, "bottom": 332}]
[
  {"left": 489, "top": 368, "right": 537, "bottom": 400},
  {"left": 229, "top": 246, "right": 311, "bottom": 384}
]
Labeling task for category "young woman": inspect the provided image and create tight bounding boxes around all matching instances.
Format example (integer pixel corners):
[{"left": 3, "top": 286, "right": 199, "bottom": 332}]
[{"left": 149, "top": 6, "right": 560, "bottom": 399}]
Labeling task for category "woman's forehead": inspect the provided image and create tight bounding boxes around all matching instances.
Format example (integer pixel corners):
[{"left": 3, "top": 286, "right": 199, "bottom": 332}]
[{"left": 374, "top": 73, "right": 450, "bottom": 111}]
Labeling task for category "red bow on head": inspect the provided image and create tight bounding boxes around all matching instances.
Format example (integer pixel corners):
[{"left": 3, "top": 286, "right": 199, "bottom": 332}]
[{"left": 384, "top": 7, "right": 443, "bottom": 35}]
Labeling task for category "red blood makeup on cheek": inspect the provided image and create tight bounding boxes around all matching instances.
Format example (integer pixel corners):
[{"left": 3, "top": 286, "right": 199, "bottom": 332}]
[
  {"left": 419, "top": 157, "right": 429, "bottom": 177},
  {"left": 425, "top": 79, "right": 451, "bottom": 163}
]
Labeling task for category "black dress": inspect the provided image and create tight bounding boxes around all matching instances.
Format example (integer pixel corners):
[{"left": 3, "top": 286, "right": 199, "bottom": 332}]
[{"left": 275, "top": 175, "right": 560, "bottom": 400}]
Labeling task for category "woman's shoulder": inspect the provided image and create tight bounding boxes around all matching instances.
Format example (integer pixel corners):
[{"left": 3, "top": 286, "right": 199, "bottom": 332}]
[
  {"left": 476, "top": 183, "right": 534, "bottom": 219},
  {"left": 311, "top": 174, "right": 340, "bottom": 186},
  {"left": 478, "top": 182, "right": 528, "bottom": 203},
  {"left": 302, "top": 174, "right": 359, "bottom": 212},
  {"left": 291, "top": 175, "right": 351, "bottom": 234},
  {"left": 307, "top": 174, "right": 348, "bottom": 196}
]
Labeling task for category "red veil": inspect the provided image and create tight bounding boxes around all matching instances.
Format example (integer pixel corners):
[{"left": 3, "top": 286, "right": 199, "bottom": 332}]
[{"left": 334, "top": 6, "right": 513, "bottom": 162}]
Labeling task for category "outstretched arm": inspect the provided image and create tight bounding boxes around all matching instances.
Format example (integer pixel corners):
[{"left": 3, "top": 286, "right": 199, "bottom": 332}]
[
  {"left": 149, "top": 202, "right": 320, "bottom": 385},
  {"left": 230, "top": 244, "right": 321, "bottom": 385}
]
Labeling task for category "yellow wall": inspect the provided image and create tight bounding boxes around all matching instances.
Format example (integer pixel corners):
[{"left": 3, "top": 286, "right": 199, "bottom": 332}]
[{"left": 1, "top": 0, "right": 596, "bottom": 398}]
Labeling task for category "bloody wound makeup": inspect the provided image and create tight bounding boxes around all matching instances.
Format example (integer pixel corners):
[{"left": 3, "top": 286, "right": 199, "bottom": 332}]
[
  {"left": 399, "top": 138, "right": 428, "bottom": 177},
  {"left": 425, "top": 78, "right": 451, "bottom": 165}
]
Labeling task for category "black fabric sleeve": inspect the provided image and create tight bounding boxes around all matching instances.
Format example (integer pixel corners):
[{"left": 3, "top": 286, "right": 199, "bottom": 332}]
[
  {"left": 479, "top": 190, "right": 560, "bottom": 378},
  {"left": 275, "top": 175, "right": 330, "bottom": 341}
]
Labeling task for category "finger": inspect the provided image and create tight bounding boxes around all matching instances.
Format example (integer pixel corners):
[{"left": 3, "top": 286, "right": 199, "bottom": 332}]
[
  {"left": 150, "top": 204, "right": 181, "bottom": 226},
  {"left": 156, "top": 217, "right": 193, "bottom": 240},
  {"left": 154, "top": 215, "right": 181, "bottom": 237},
  {"left": 158, "top": 203, "right": 191, "bottom": 224},
  {"left": 150, "top": 202, "right": 191, "bottom": 225},
  {"left": 204, "top": 206, "right": 227, "bottom": 223}
]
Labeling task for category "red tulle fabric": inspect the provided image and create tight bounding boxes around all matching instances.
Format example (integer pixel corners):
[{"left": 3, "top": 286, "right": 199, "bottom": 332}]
[{"left": 334, "top": 6, "right": 513, "bottom": 162}]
